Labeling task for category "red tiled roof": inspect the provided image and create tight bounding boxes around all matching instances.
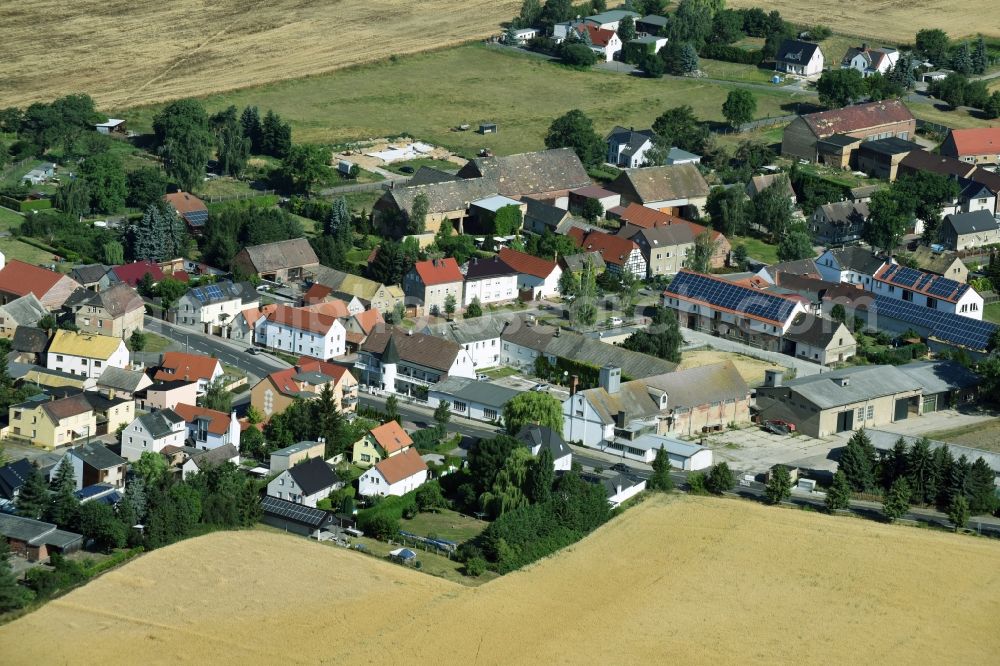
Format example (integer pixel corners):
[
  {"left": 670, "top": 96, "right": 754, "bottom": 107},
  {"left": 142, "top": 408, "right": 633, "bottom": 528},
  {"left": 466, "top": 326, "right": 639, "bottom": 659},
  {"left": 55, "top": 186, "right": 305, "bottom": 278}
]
[
  {"left": 303, "top": 283, "right": 333, "bottom": 305},
  {"left": 369, "top": 420, "right": 414, "bottom": 455},
  {"left": 413, "top": 258, "right": 463, "bottom": 286},
  {"left": 0, "top": 259, "right": 64, "bottom": 299},
  {"left": 172, "top": 270, "right": 189, "bottom": 283},
  {"left": 264, "top": 358, "right": 349, "bottom": 397},
  {"left": 802, "top": 100, "right": 914, "bottom": 138},
  {"left": 576, "top": 23, "right": 616, "bottom": 47},
  {"left": 113, "top": 261, "right": 164, "bottom": 286},
  {"left": 616, "top": 203, "right": 688, "bottom": 229},
  {"left": 304, "top": 299, "right": 350, "bottom": 318},
  {"left": 353, "top": 308, "right": 384, "bottom": 334},
  {"left": 154, "top": 352, "right": 221, "bottom": 383},
  {"left": 173, "top": 403, "right": 231, "bottom": 435},
  {"left": 373, "top": 447, "right": 427, "bottom": 484},
  {"left": 575, "top": 230, "right": 640, "bottom": 267},
  {"left": 162, "top": 191, "right": 207, "bottom": 216},
  {"left": 947, "top": 128, "right": 1000, "bottom": 157},
  {"left": 498, "top": 247, "right": 557, "bottom": 279},
  {"left": 242, "top": 304, "right": 277, "bottom": 328},
  {"left": 266, "top": 304, "right": 341, "bottom": 335},
  {"left": 296, "top": 356, "right": 350, "bottom": 383}
]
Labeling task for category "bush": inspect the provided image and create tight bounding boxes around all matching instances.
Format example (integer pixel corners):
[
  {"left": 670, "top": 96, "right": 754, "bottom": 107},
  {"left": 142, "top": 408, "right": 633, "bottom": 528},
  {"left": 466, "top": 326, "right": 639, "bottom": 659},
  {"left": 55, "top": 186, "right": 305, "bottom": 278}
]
[
  {"left": 560, "top": 43, "right": 598, "bottom": 68},
  {"left": 700, "top": 43, "right": 764, "bottom": 65},
  {"left": 687, "top": 472, "right": 708, "bottom": 495},
  {"left": 463, "top": 556, "right": 487, "bottom": 577}
]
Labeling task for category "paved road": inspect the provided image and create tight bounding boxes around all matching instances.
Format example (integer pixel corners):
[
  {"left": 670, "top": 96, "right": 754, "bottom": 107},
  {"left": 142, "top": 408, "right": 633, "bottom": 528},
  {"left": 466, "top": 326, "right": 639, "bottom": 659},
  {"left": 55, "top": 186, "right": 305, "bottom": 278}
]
[
  {"left": 143, "top": 317, "right": 290, "bottom": 381},
  {"left": 680, "top": 327, "right": 823, "bottom": 378}
]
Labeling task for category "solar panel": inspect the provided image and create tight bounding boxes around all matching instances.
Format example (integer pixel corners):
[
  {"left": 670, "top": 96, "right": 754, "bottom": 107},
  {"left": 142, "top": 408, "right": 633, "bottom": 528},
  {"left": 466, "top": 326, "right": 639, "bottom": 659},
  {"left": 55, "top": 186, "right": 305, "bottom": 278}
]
[
  {"left": 926, "top": 276, "right": 966, "bottom": 301},
  {"left": 665, "top": 272, "right": 797, "bottom": 324},
  {"left": 862, "top": 295, "right": 997, "bottom": 351},
  {"left": 888, "top": 265, "right": 923, "bottom": 288},
  {"left": 261, "top": 496, "right": 328, "bottom": 525},
  {"left": 184, "top": 210, "right": 208, "bottom": 227}
]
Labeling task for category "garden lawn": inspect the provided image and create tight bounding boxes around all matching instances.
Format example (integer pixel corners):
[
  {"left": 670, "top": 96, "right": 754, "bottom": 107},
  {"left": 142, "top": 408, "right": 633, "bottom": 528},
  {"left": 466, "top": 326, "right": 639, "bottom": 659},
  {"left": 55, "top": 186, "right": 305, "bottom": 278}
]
[
  {"left": 120, "top": 44, "right": 807, "bottom": 157},
  {"left": 699, "top": 59, "right": 775, "bottom": 84},
  {"left": 0, "top": 237, "right": 63, "bottom": 267},
  {"left": 0, "top": 206, "right": 24, "bottom": 232},
  {"left": 400, "top": 509, "right": 489, "bottom": 543},
  {"left": 728, "top": 235, "right": 779, "bottom": 264},
  {"left": 141, "top": 332, "right": 172, "bottom": 353},
  {"left": 984, "top": 302, "right": 1000, "bottom": 324}
]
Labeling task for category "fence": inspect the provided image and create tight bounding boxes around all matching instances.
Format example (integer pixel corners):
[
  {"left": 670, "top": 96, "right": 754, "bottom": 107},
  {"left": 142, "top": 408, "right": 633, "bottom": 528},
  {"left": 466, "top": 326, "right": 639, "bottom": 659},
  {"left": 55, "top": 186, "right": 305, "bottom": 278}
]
[
  {"left": 713, "top": 114, "right": 797, "bottom": 135},
  {"left": 194, "top": 189, "right": 277, "bottom": 204},
  {"left": 318, "top": 180, "right": 395, "bottom": 196},
  {"left": 0, "top": 157, "right": 32, "bottom": 177},
  {"left": 916, "top": 119, "right": 952, "bottom": 136}
]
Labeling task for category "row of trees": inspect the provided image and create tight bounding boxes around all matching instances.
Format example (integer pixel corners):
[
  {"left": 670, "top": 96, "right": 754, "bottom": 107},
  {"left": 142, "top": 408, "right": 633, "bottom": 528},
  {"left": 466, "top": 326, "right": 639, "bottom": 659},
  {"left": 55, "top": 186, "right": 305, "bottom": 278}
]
[
  {"left": 929, "top": 74, "right": 1000, "bottom": 118},
  {"left": 915, "top": 29, "right": 990, "bottom": 74}
]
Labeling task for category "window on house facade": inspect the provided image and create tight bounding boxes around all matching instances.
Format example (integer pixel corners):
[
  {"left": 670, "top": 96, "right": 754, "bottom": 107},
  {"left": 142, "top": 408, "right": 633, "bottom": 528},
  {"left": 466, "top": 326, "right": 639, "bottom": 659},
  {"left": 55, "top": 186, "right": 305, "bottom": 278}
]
[
  {"left": 856, "top": 407, "right": 865, "bottom": 421},
  {"left": 454, "top": 401, "right": 467, "bottom": 412},
  {"left": 866, "top": 405, "right": 874, "bottom": 420},
  {"left": 484, "top": 408, "right": 498, "bottom": 421}
]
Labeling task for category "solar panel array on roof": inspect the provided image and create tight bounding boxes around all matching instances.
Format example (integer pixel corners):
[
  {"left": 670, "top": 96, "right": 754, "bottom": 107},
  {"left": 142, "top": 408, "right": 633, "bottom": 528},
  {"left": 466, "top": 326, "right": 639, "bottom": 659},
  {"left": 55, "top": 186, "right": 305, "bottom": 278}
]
[
  {"left": 192, "top": 284, "right": 226, "bottom": 303},
  {"left": 880, "top": 264, "right": 967, "bottom": 301},
  {"left": 665, "top": 271, "right": 798, "bottom": 324},
  {"left": 260, "top": 495, "right": 329, "bottom": 526},
  {"left": 864, "top": 294, "right": 997, "bottom": 351},
  {"left": 184, "top": 210, "right": 208, "bottom": 227}
]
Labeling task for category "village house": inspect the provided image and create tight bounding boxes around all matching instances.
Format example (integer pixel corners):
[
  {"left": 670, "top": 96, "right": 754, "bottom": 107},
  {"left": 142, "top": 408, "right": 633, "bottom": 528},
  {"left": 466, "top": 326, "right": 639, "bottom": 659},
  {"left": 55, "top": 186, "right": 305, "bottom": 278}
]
[
  {"left": 746, "top": 173, "right": 797, "bottom": 204},
  {"left": 179, "top": 444, "right": 239, "bottom": 480},
  {"left": 47, "top": 441, "right": 126, "bottom": 491},
  {"left": 0, "top": 293, "right": 47, "bottom": 339},
  {"left": 404, "top": 258, "right": 464, "bottom": 316},
  {"left": 153, "top": 352, "right": 224, "bottom": 393},
  {"left": 559, "top": 251, "right": 607, "bottom": 277},
  {"left": 607, "top": 164, "right": 710, "bottom": 217},
  {"left": 8, "top": 393, "right": 97, "bottom": 449},
  {"left": 266, "top": 457, "right": 342, "bottom": 508},
  {"left": 232, "top": 238, "right": 319, "bottom": 283},
  {"left": 781, "top": 100, "right": 916, "bottom": 164},
  {"left": 46, "top": 330, "right": 129, "bottom": 380},
  {"left": 422, "top": 317, "right": 508, "bottom": 370},
  {"left": 83, "top": 391, "right": 135, "bottom": 437},
  {"left": 251, "top": 357, "right": 358, "bottom": 420},
  {"left": 0, "top": 458, "right": 34, "bottom": 502},
  {"left": 941, "top": 210, "right": 1000, "bottom": 251},
  {"left": 612, "top": 434, "right": 714, "bottom": 469},
  {"left": 173, "top": 403, "right": 241, "bottom": 451},
  {"left": 108, "top": 261, "right": 164, "bottom": 288},
  {"left": 10, "top": 327, "right": 49, "bottom": 365},
  {"left": 352, "top": 420, "right": 414, "bottom": 468},
  {"left": 343, "top": 308, "right": 384, "bottom": 351},
  {"left": 871, "top": 264, "right": 983, "bottom": 319},
  {"left": 425, "top": 377, "right": 521, "bottom": 425},
  {"left": 356, "top": 326, "right": 476, "bottom": 396},
  {"left": 516, "top": 424, "right": 573, "bottom": 470},
  {"left": 137, "top": 379, "right": 200, "bottom": 412},
  {"left": 0, "top": 259, "right": 81, "bottom": 309},
  {"left": 606, "top": 126, "right": 657, "bottom": 168},
  {"left": 775, "top": 39, "right": 825, "bottom": 76},
  {"left": 162, "top": 191, "right": 209, "bottom": 232},
  {"left": 358, "top": 448, "right": 428, "bottom": 498},
  {"left": 69, "top": 264, "right": 111, "bottom": 291},
  {"left": 811, "top": 201, "right": 870, "bottom": 246},
  {"left": 307, "top": 266, "right": 404, "bottom": 313},
  {"left": 523, "top": 198, "right": 579, "bottom": 235},
  {"left": 944, "top": 179, "right": 997, "bottom": 217},
  {"left": 498, "top": 247, "right": 562, "bottom": 299},
  {"left": 120, "top": 409, "right": 186, "bottom": 461},
  {"left": 616, "top": 206, "right": 730, "bottom": 276},
  {"left": 65, "top": 282, "right": 145, "bottom": 339},
  {"left": 462, "top": 257, "right": 518, "bottom": 307},
  {"left": 302, "top": 284, "right": 362, "bottom": 313},
  {"left": 568, "top": 228, "right": 647, "bottom": 279},
  {"left": 782, "top": 313, "right": 857, "bottom": 365},
  {"left": 908, "top": 246, "right": 968, "bottom": 283},
  {"left": 662, "top": 270, "right": 808, "bottom": 350},
  {"left": 169, "top": 280, "right": 259, "bottom": 336},
  {"left": 815, "top": 247, "right": 893, "bottom": 287},
  {"left": 841, "top": 44, "right": 900, "bottom": 77},
  {"left": 0, "top": 514, "right": 82, "bottom": 563},
  {"left": 228, "top": 304, "right": 278, "bottom": 345},
  {"left": 940, "top": 127, "right": 1000, "bottom": 166},
  {"left": 270, "top": 441, "right": 326, "bottom": 473},
  {"left": 255, "top": 304, "right": 346, "bottom": 360},
  {"left": 755, "top": 366, "right": 922, "bottom": 438},
  {"left": 562, "top": 362, "right": 750, "bottom": 446}
]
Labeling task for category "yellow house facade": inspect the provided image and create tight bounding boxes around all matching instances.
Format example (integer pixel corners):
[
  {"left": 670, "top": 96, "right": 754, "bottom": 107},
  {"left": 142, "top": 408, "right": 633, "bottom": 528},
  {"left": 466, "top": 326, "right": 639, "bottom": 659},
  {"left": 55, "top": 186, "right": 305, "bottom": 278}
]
[{"left": 8, "top": 394, "right": 97, "bottom": 450}]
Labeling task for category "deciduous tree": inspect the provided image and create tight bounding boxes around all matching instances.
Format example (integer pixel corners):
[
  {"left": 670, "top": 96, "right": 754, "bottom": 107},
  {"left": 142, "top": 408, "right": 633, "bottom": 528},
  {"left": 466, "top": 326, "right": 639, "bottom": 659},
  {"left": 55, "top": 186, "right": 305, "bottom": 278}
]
[
  {"left": 864, "top": 188, "right": 912, "bottom": 253},
  {"left": 211, "top": 105, "right": 250, "bottom": 177},
  {"left": 545, "top": 109, "right": 604, "bottom": 167},
  {"left": 126, "top": 167, "right": 168, "bottom": 210},
  {"left": 153, "top": 99, "right": 213, "bottom": 192},
  {"left": 503, "top": 392, "right": 563, "bottom": 435},
  {"left": 777, "top": 223, "right": 814, "bottom": 262},
  {"left": 280, "top": 144, "right": 328, "bottom": 194},
  {"left": 722, "top": 89, "right": 756, "bottom": 129},
  {"left": 81, "top": 152, "right": 127, "bottom": 214},
  {"left": 817, "top": 69, "right": 866, "bottom": 108}
]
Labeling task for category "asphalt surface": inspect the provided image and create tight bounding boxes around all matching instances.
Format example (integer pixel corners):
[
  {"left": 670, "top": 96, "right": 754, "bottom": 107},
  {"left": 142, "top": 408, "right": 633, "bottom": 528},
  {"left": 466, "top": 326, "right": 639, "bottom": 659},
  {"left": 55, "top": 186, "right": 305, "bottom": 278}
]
[{"left": 143, "top": 316, "right": 290, "bottom": 381}]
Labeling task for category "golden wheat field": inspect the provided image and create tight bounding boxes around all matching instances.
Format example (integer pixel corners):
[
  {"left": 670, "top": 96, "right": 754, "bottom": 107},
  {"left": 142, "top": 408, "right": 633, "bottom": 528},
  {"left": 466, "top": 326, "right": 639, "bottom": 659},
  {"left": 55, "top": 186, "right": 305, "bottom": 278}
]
[
  {"left": 725, "top": 0, "right": 999, "bottom": 42},
  {"left": 3, "top": 495, "right": 999, "bottom": 664},
  {"left": 0, "top": 0, "right": 520, "bottom": 109}
]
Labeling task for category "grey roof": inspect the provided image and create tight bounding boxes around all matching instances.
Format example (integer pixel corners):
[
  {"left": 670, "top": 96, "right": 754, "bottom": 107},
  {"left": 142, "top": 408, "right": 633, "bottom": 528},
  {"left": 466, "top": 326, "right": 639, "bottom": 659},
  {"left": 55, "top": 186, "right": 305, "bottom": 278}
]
[
  {"left": 945, "top": 209, "right": 999, "bottom": 236},
  {"left": 97, "top": 366, "right": 151, "bottom": 393},
  {"left": 70, "top": 441, "right": 126, "bottom": 470},
  {"left": 543, "top": 333, "right": 677, "bottom": 380},
  {"left": 286, "top": 457, "right": 340, "bottom": 495},
  {"left": 430, "top": 377, "right": 521, "bottom": 409},
  {"left": 422, "top": 316, "right": 509, "bottom": 345},
  {"left": 908, "top": 246, "right": 963, "bottom": 276},
  {"left": 607, "top": 126, "right": 656, "bottom": 158},
  {"left": 516, "top": 424, "right": 571, "bottom": 459},
  {"left": 825, "top": 246, "right": 888, "bottom": 274},
  {"left": 271, "top": 441, "right": 323, "bottom": 458},
  {"left": 189, "top": 443, "right": 239, "bottom": 470},
  {"left": 386, "top": 177, "right": 497, "bottom": 216},
  {"left": 609, "top": 164, "right": 710, "bottom": 203},
  {"left": 68, "top": 282, "right": 145, "bottom": 317},
  {"left": 784, "top": 314, "right": 851, "bottom": 348},
  {"left": 643, "top": 362, "right": 748, "bottom": 410},
  {"left": 183, "top": 280, "right": 258, "bottom": 307},
  {"left": 0, "top": 293, "right": 48, "bottom": 327},
  {"left": 776, "top": 39, "right": 822, "bottom": 64},
  {"left": 456, "top": 148, "right": 591, "bottom": 197},
  {"left": 407, "top": 166, "right": 460, "bottom": 186},
  {"left": 0, "top": 513, "right": 59, "bottom": 543},
  {"left": 777, "top": 365, "right": 921, "bottom": 409},
  {"left": 43, "top": 528, "right": 83, "bottom": 549},
  {"left": 748, "top": 173, "right": 795, "bottom": 199},
  {"left": 818, "top": 133, "right": 863, "bottom": 148},
  {"left": 136, "top": 409, "right": 184, "bottom": 439},
  {"left": 524, "top": 197, "right": 571, "bottom": 230},
  {"left": 560, "top": 251, "right": 606, "bottom": 273},
  {"left": 240, "top": 238, "right": 318, "bottom": 273},
  {"left": 818, "top": 200, "right": 870, "bottom": 226},
  {"left": 897, "top": 360, "right": 980, "bottom": 395},
  {"left": 0, "top": 458, "right": 34, "bottom": 500},
  {"left": 850, "top": 185, "right": 881, "bottom": 200},
  {"left": 858, "top": 137, "right": 920, "bottom": 156},
  {"left": 666, "top": 147, "right": 701, "bottom": 163},
  {"left": 625, "top": 433, "right": 708, "bottom": 456},
  {"left": 261, "top": 495, "right": 332, "bottom": 528},
  {"left": 586, "top": 9, "right": 640, "bottom": 23},
  {"left": 70, "top": 264, "right": 110, "bottom": 285},
  {"left": 624, "top": 222, "right": 700, "bottom": 248},
  {"left": 638, "top": 14, "right": 668, "bottom": 28},
  {"left": 361, "top": 326, "right": 462, "bottom": 373}
]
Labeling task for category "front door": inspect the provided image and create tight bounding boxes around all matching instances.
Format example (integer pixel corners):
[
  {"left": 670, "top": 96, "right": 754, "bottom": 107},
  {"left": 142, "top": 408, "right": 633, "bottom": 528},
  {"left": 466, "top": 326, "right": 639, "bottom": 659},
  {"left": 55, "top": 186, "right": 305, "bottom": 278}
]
[{"left": 894, "top": 398, "right": 909, "bottom": 421}]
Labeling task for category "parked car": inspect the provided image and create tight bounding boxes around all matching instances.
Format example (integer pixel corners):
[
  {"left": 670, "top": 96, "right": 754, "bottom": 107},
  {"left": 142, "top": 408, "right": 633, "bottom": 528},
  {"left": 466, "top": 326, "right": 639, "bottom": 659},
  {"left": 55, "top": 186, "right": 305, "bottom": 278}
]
[
  {"left": 611, "top": 463, "right": 632, "bottom": 473},
  {"left": 763, "top": 420, "right": 796, "bottom": 435},
  {"left": 609, "top": 317, "right": 623, "bottom": 327},
  {"left": 399, "top": 165, "right": 415, "bottom": 174},
  {"left": 247, "top": 347, "right": 259, "bottom": 355},
  {"left": 476, "top": 373, "right": 489, "bottom": 381}
]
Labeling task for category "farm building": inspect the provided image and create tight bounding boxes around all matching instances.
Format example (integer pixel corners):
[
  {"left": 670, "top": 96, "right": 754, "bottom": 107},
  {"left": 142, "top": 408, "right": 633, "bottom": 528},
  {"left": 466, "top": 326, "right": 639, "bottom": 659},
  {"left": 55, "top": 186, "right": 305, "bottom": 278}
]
[
  {"left": 232, "top": 238, "right": 319, "bottom": 283},
  {"left": 94, "top": 119, "right": 127, "bottom": 134},
  {"left": 0, "top": 513, "right": 82, "bottom": 562},
  {"left": 781, "top": 100, "right": 916, "bottom": 164},
  {"left": 260, "top": 495, "right": 333, "bottom": 537},
  {"left": 940, "top": 127, "right": 1000, "bottom": 166},
  {"left": 607, "top": 164, "right": 710, "bottom": 217},
  {"left": 604, "top": 433, "right": 713, "bottom": 468}
]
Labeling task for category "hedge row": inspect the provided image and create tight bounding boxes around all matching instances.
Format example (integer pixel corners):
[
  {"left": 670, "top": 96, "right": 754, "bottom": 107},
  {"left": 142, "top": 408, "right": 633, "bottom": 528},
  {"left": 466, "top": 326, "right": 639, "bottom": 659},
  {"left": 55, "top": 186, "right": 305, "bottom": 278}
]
[
  {"left": 700, "top": 44, "right": 765, "bottom": 65},
  {"left": 0, "top": 195, "right": 52, "bottom": 213},
  {"left": 867, "top": 343, "right": 928, "bottom": 365}
]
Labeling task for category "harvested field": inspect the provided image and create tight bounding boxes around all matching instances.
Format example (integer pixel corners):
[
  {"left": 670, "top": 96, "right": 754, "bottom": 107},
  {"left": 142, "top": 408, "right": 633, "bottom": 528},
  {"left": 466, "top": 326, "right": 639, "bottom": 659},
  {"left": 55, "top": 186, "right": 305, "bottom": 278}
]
[
  {"left": 680, "top": 349, "right": 787, "bottom": 386},
  {"left": 5, "top": 495, "right": 1000, "bottom": 663},
  {"left": 0, "top": 0, "right": 519, "bottom": 109},
  {"left": 725, "top": 1, "right": 998, "bottom": 42}
]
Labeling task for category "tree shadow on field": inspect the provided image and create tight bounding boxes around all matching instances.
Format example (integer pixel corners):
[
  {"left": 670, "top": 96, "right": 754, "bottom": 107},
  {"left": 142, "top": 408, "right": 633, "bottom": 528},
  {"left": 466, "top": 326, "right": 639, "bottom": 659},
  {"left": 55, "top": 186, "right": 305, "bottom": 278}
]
[{"left": 780, "top": 101, "right": 825, "bottom": 115}]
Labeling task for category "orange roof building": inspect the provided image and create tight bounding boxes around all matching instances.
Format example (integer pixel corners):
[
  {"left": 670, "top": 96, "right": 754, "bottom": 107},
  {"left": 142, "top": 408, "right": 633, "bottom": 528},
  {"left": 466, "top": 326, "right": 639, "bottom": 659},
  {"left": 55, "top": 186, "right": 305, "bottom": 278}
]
[
  {"left": 173, "top": 403, "right": 240, "bottom": 449},
  {"left": 250, "top": 357, "right": 357, "bottom": 419},
  {"left": 154, "top": 352, "right": 223, "bottom": 388},
  {"left": 352, "top": 420, "right": 414, "bottom": 468},
  {"left": 0, "top": 259, "right": 82, "bottom": 310},
  {"left": 941, "top": 127, "right": 1000, "bottom": 166},
  {"left": 358, "top": 448, "right": 429, "bottom": 496}
]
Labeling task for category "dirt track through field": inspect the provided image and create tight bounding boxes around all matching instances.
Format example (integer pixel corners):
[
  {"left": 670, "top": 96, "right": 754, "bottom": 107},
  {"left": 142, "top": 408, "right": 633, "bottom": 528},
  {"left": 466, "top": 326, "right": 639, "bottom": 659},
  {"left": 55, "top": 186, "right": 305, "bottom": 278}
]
[
  {"left": 0, "top": 0, "right": 520, "bottom": 109},
  {"left": 3, "top": 495, "right": 999, "bottom": 664}
]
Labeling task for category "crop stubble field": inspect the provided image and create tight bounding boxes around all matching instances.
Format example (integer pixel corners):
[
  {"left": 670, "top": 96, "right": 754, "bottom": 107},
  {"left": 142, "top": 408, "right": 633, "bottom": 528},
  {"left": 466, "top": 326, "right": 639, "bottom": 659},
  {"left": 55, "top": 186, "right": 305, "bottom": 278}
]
[
  {"left": 3, "top": 495, "right": 998, "bottom": 664},
  {"left": 725, "top": 0, "right": 999, "bottom": 42},
  {"left": 0, "top": 0, "right": 520, "bottom": 109}
]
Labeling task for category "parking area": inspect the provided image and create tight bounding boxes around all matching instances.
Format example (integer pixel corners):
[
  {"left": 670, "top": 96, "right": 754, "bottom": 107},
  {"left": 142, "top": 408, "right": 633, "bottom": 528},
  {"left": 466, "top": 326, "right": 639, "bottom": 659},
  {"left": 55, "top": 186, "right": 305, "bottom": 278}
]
[{"left": 699, "top": 426, "right": 839, "bottom": 475}]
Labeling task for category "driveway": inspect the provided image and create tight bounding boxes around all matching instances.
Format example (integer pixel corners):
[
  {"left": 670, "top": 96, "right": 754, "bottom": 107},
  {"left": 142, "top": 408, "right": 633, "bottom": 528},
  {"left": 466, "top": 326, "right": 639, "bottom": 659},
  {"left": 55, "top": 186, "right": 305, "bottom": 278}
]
[
  {"left": 680, "top": 328, "right": 823, "bottom": 377},
  {"left": 701, "top": 426, "right": 838, "bottom": 475}
]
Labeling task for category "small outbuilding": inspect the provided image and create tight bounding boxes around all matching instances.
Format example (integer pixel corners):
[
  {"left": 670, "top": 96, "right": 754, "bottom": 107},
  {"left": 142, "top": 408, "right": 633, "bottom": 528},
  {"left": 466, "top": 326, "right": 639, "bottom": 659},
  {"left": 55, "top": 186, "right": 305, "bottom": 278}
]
[
  {"left": 478, "top": 123, "right": 498, "bottom": 134},
  {"left": 260, "top": 495, "right": 333, "bottom": 537},
  {"left": 95, "top": 119, "right": 127, "bottom": 134}
]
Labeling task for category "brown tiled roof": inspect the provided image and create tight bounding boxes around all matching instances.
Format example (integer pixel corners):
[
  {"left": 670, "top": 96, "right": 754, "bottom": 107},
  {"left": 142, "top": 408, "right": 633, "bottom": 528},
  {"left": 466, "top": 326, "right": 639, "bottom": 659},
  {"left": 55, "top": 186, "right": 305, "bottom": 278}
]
[
  {"left": 801, "top": 100, "right": 914, "bottom": 138},
  {"left": 498, "top": 248, "right": 557, "bottom": 279},
  {"left": 571, "top": 185, "right": 617, "bottom": 199},
  {"left": 465, "top": 256, "right": 518, "bottom": 280},
  {"left": 614, "top": 202, "right": 688, "bottom": 229},
  {"left": 154, "top": 352, "right": 221, "bottom": 383},
  {"left": 112, "top": 261, "right": 164, "bottom": 286},
  {"left": 373, "top": 447, "right": 427, "bottom": 484},
  {"left": 575, "top": 23, "right": 616, "bottom": 47},
  {"left": 413, "top": 258, "right": 463, "bottom": 286},
  {"left": 266, "top": 304, "right": 341, "bottom": 335},
  {"left": 303, "top": 283, "right": 333, "bottom": 304},
  {"left": 386, "top": 178, "right": 497, "bottom": 216},
  {"left": 304, "top": 299, "right": 350, "bottom": 319},
  {"left": 899, "top": 149, "right": 976, "bottom": 179},
  {"left": 41, "top": 394, "right": 93, "bottom": 421},
  {"left": 162, "top": 191, "right": 207, "bottom": 215},
  {"left": 369, "top": 420, "right": 413, "bottom": 455},
  {"left": 361, "top": 326, "right": 462, "bottom": 372},
  {"left": 241, "top": 238, "right": 318, "bottom": 273},
  {"left": 574, "top": 230, "right": 640, "bottom": 267},
  {"left": 457, "top": 147, "right": 591, "bottom": 197},
  {"left": 0, "top": 260, "right": 64, "bottom": 299},
  {"left": 353, "top": 309, "right": 384, "bottom": 334},
  {"left": 173, "top": 403, "right": 231, "bottom": 435}
]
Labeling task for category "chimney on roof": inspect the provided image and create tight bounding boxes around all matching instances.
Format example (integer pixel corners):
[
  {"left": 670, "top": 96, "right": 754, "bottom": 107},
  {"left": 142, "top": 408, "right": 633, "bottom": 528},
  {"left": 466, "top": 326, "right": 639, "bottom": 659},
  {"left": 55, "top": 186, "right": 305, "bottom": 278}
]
[
  {"left": 554, "top": 327, "right": 561, "bottom": 337},
  {"left": 615, "top": 409, "right": 626, "bottom": 428},
  {"left": 763, "top": 370, "right": 783, "bottom": 388},
  {"left": 407, "top": 329, "right": 413, "bottom": 336},
  {"left": 600, "top": 365, "right": 621, "bottom": 394},
  {"left": 570, "top": 374, "right": 579, "bottom": 396}
]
